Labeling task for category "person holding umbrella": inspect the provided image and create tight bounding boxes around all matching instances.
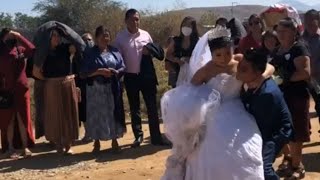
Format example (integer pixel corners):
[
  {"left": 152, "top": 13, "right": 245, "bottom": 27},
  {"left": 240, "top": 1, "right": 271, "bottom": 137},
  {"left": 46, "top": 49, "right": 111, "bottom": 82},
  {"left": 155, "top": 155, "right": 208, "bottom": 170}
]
[{"left": 33, "top": 21, "right": 85, "bottom": 154}]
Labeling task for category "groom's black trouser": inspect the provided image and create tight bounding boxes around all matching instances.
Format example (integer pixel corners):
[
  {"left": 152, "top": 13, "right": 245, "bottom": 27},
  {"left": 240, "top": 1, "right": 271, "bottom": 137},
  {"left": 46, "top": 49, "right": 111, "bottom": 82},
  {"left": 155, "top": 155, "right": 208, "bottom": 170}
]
[
  {"left": 124, "top": 73, "right": 162, "bottom": 143},
  {"left": 263, "top": 141, "right": 283, "bottom": 180}
]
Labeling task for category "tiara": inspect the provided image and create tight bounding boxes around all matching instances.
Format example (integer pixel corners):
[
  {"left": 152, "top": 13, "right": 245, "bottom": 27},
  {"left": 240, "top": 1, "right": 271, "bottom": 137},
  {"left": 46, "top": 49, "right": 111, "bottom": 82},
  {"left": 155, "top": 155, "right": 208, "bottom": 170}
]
[{"left": 208, "top": 25, "right": 231, "bottom": 40}]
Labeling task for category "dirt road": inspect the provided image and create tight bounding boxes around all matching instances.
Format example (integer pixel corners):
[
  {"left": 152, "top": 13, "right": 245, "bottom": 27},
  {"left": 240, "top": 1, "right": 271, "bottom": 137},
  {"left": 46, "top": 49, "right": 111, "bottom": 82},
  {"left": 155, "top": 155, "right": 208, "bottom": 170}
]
[{"left": 1, "top": 109, "right": 320, "bottom": 180}]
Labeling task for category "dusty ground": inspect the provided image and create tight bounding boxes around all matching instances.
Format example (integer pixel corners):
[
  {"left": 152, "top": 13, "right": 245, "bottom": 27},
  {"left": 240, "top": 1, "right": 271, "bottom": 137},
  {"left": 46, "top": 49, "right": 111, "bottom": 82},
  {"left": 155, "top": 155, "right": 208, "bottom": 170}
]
[{"left": 1, "top": 104, "right": 320, "bottom": 180}]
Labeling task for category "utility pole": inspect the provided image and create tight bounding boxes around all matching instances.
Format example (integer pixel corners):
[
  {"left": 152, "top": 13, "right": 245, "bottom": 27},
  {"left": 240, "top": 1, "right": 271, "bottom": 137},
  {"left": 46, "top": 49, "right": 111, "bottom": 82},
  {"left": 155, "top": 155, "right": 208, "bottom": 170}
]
[{"left": 231, "top": 2, "right": 238, "bottom": 17}]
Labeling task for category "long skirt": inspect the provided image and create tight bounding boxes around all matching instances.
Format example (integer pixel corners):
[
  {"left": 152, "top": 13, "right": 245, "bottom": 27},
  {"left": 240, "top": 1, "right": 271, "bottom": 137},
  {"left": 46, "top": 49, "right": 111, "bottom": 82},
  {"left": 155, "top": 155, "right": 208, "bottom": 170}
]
[
  {"left": 43, "top": 75, "right": 79, "bottom": 146},
  {"left": 86, "top": 81, "right": 125, "bottom": 140},
  {"left": 0, "top": 90, "right": 35, "bottom": 153}
]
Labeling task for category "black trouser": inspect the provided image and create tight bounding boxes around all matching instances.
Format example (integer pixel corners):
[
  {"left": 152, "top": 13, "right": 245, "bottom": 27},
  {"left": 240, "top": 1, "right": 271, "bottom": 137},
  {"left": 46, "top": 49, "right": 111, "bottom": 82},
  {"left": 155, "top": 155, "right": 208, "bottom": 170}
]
[
  {"left": 263, "top": 141, "right": 284, "bottom": 180},
  {"left": 124, "top": 73, "right": 162, "bottom": 143},
  {"left": 76, "top": 79, "right": 87, "bottom": 124}
]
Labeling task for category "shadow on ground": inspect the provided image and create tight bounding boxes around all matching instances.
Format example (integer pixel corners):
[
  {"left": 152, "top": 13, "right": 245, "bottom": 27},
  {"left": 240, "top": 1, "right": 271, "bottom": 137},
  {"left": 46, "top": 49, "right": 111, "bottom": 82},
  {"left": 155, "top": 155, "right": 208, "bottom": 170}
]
[
  {"left": 0, "top": 136, "right": 169, "bottom": 174},
  {"left": 303, "top": 152, "right": 320, "bottom": 173}
]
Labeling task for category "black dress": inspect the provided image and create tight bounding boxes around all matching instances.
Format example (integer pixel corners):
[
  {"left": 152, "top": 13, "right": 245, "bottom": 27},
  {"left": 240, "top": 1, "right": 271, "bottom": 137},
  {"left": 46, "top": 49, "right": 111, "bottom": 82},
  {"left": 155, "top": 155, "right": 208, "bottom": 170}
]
[
  {"left": 271, "top": 41, "right": 311, "bottom": 142},
  {"left": 166, "top": 36, "right": 197, "bottom": 87}
]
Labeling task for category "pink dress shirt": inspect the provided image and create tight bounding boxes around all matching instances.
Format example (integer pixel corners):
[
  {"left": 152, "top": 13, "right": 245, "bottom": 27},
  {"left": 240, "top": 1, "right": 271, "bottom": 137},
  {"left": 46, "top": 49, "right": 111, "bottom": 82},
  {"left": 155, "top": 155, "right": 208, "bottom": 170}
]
[{"left": 115, "top": 28, "right": 153, "bottom": 73}]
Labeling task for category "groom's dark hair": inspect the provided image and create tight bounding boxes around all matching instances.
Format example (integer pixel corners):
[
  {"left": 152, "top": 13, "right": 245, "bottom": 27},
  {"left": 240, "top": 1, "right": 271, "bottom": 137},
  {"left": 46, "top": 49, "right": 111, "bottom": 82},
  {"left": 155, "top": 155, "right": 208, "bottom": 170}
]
[{"left": 243, "top": 48, "right": 267, "bottom": 73}]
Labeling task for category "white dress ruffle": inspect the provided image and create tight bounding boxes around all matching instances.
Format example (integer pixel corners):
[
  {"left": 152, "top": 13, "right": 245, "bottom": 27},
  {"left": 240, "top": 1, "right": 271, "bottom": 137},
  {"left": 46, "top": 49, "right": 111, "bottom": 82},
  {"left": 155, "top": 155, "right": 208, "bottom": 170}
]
[
  {"left": 161, "top": 84, "right": 220, "bottom": 180},
  {"left": 161, "top": 74, "right": 264, "bottom": 180}
]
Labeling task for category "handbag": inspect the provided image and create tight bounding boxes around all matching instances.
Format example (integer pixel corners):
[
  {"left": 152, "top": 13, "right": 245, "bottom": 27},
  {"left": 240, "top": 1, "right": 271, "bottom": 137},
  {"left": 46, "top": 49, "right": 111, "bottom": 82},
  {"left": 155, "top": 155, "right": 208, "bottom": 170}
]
[{"left": 0, "top": 89, "right": 14, "bottom": 109}]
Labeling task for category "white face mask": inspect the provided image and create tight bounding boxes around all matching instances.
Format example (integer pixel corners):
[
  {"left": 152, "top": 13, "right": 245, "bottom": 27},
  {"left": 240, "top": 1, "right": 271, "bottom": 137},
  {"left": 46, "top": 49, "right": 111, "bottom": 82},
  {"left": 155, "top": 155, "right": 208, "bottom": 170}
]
[{"left": 181, "top": 27, "right": 192, "bottom": 36}]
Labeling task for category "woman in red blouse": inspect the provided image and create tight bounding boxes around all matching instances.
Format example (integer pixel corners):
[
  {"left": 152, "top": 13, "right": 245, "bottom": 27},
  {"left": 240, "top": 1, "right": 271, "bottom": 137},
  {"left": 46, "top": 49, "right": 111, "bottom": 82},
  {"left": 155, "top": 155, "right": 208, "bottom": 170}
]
[
  {"left": 0, "top": 28, "right": 35, "bottom": 158},
  {"left": 238, "top": 14, "right": 265, "bottom": 54}
]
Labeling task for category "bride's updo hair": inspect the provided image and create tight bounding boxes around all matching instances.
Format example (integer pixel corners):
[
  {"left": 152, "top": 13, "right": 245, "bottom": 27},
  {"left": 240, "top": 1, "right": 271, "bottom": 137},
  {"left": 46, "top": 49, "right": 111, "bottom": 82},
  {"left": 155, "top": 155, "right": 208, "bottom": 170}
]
[{"left": 208, "top": 25, "right": 232, "bottom": 51}]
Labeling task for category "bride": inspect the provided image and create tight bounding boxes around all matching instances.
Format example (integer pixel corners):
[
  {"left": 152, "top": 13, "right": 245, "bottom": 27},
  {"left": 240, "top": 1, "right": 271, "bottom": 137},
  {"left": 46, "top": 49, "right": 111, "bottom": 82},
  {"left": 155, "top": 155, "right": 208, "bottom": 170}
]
[{"left": 161, "top": 26, "right": 267, "bottom": 180}]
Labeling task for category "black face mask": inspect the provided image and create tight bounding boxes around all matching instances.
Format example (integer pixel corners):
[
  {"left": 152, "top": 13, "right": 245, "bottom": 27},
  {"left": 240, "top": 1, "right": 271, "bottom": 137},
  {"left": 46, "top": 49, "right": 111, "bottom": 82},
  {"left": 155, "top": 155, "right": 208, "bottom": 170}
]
[{"left": 5, "top": 39, "right": 17, "bottom": 49}]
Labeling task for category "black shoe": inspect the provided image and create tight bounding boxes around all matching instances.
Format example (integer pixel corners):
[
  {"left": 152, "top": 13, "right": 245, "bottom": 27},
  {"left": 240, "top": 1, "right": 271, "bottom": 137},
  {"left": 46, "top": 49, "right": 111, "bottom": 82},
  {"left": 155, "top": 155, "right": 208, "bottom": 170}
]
[{"left": 131, "top": 136, "right": 143, "bottom": 148}]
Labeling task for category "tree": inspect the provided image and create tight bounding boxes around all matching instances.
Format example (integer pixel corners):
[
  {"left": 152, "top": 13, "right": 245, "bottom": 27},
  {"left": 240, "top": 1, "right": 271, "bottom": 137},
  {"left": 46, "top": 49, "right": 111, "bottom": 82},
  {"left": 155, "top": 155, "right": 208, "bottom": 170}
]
[
  {"left": 32, "top": 0, "right": 186, "bottom": 46},
  {"left": 199, "top": 10, "right": 218, "bottom": 26},
  {"left": 173, "top": 0, "right": 187, "bottom": 10},
  {"left": 0, "top": 13, "right": 14, "bottom": 28},
  {"left": 14, "top": 13, "right": 41, "bottom": 30},
  {"left": 141, "top": 11, "right": 183, "bottom": 45},
  {"left": 33, "top": 0, "right": 126, "bottom": 36}
]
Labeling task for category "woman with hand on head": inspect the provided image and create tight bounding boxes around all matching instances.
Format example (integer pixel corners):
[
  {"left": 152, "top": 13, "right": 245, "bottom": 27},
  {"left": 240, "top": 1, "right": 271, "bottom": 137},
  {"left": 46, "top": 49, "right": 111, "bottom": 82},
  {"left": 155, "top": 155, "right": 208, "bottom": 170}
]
[{"left": 0, "top": 28, "right": 35, "bottom": 158}]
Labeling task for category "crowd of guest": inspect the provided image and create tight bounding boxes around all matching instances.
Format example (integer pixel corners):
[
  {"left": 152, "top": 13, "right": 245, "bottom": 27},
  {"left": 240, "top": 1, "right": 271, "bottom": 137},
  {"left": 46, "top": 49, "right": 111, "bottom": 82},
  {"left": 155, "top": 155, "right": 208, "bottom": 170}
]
[
  {"left": 0, "top": 8, "right": 170, "bottom": 159},
  {"left": 1, "top": 5, "right": 320, "bottom": 180}
]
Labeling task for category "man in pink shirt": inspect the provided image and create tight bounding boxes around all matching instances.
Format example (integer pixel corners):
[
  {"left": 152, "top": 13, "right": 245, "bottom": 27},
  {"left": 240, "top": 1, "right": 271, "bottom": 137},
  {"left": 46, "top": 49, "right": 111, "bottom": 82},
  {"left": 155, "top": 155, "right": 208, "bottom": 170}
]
[{"left": 115, "top": 9, "right": 168, "bottom": 147}]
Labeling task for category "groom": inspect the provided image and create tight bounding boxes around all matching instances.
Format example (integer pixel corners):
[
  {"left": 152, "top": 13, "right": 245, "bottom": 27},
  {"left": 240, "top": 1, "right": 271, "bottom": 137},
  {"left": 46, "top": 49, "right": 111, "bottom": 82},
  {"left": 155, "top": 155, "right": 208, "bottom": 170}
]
[{"left": 237, "top": 49, "right": 294, "bottom": 180}]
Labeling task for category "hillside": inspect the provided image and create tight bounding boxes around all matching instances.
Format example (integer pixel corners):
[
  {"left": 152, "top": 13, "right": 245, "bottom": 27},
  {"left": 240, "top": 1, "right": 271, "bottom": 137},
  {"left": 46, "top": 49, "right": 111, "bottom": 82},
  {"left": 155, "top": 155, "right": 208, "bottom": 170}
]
[
  {"left": 176, "top": 5, "right": 268, "bottom": 22},
  {"left": 175, "top": 2, "right": 320, "bottom": 24}
]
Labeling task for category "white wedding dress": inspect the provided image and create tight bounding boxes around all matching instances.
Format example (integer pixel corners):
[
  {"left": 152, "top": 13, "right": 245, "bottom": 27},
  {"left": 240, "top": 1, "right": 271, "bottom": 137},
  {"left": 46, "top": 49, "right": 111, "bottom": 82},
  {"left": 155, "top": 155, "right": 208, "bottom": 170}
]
[
  {"left": 176, "top": 63, "right": 189, "bottom": 86},
  {"left": 161, "top": 31, "right": 264, "bottom": 180}
]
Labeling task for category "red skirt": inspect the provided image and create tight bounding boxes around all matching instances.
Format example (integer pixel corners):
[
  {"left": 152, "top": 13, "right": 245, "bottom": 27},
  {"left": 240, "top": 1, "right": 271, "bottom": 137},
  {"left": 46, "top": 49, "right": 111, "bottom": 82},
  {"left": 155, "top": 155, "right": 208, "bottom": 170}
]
[{"left": 0, "top": 90, "right": 35, "bottom": 152}]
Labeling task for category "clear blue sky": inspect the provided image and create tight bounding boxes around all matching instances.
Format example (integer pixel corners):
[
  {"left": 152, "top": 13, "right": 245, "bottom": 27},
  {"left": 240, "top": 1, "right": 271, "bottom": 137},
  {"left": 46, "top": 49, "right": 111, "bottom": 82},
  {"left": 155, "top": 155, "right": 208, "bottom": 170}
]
[{"left": 1, "top": 0, "right": 319, "bottom": 16}]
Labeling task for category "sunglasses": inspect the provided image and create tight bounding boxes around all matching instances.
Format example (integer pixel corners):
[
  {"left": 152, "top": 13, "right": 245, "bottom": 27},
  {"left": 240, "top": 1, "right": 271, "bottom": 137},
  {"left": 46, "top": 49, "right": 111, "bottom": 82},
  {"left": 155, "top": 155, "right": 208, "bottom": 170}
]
[
  {"left": 249, "top": 21, "right": 261, "bottom": 26},
  {"left": 84, "top": 38, "right": 92, "bottom": 41}
]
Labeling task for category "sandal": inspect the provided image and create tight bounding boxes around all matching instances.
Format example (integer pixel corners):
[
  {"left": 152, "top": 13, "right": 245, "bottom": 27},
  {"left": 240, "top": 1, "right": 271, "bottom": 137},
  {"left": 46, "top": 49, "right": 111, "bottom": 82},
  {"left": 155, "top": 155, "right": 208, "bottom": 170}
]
[
  {"left": 64, "top": 149, "right": 73, "bottom": 156},
  {"left": 276, "top": 156, "right": 292, "bottom": 177},
  {"left": 21, "top": 148, "right": 32, "bottom": 158},
  {"left": 285, "top": 165, "right": 306, "bottom": 180},
  {"left": 7, "top": 149, "right": 20, "bottom": 160},
  {"left": 64, "top": 145, "right": 73, "bottom": 155}
]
